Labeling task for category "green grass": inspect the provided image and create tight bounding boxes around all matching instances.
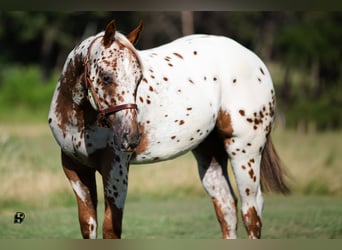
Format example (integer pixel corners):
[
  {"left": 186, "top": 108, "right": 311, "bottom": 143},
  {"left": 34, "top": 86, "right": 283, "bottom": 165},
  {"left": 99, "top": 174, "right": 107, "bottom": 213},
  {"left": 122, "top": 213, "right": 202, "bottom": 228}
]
[
  {"left": 0, "top": 122, "right": 341, "bottom": 238},
  {"left": 1, "top": 195, "right": 341, "bottom": 239}
]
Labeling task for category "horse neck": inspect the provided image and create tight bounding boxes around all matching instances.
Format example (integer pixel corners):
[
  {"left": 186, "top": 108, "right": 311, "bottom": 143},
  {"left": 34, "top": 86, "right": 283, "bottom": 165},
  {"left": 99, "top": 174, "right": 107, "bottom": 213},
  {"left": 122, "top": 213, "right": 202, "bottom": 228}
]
[{"left": 55, "top": 41, "right": 97, "bottom": 129}]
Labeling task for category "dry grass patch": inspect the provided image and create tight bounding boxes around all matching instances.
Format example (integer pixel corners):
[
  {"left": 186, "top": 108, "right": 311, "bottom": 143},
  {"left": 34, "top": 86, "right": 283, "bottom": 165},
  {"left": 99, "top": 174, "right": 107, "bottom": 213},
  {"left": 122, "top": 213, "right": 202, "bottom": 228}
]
[
  {"left": 1, "top": 122, "right": 341, "bottom": 213},
  {"left": 272, "top": 128, "right": 342, "bottom": 195}
]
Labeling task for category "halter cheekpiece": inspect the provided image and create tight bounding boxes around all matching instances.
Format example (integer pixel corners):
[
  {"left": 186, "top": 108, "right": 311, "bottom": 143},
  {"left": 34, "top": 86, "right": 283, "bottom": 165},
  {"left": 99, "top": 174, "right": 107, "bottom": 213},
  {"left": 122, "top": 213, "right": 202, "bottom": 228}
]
[{"left": 84, "top": 35, "right": 138, "bottom": 125}]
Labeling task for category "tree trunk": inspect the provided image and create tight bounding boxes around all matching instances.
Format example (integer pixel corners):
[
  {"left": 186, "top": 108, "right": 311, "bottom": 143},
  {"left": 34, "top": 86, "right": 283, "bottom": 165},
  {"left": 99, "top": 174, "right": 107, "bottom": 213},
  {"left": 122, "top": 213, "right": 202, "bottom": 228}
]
[
  {"left": 280, "top": 65, "right": 292, "bottom": 102},
  {"left": 310, "top": 58, "right": 320, "bottom": 97},
  {"left": 181, "top": 11, "right": 194, "bottom": 36},
  {"left": 256, "top": 13, "right": 278, "bottom": 62},
  {"left": 40, "top": 29, "right": 55, "bottom": 82}
]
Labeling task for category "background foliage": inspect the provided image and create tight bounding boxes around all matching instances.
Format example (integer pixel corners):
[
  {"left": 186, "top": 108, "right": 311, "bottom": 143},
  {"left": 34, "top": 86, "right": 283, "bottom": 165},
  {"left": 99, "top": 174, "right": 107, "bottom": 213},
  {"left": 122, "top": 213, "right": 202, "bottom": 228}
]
[{"left": 0, "top": 11, "right": 341, "bottom": 130}]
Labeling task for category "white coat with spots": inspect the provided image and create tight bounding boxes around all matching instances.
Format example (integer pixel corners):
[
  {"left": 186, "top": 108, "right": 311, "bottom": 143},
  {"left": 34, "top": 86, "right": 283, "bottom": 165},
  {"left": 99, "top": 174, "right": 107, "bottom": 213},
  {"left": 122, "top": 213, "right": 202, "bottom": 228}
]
[{"left": 48, "top": 20, "right": 289, "bottom": 239}]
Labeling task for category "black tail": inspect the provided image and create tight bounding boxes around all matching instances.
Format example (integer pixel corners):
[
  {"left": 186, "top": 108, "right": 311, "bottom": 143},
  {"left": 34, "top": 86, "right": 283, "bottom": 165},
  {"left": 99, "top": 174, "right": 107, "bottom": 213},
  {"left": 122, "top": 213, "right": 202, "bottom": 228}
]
[{"left": 260, "top": 136, "right": 290, "bottom": 194}]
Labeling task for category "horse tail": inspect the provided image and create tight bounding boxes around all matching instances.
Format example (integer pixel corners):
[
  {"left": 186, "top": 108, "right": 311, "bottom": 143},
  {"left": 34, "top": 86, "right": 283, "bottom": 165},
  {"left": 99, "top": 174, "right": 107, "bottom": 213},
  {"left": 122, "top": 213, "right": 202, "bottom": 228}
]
[{"left": 260, "top": 136, "right": 290, "bottom": 194}]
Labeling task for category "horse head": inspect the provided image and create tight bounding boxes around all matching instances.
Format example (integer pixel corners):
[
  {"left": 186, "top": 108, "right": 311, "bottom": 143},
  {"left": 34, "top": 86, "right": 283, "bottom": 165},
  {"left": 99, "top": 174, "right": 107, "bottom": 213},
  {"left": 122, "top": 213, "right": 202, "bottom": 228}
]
[{"left": 85, "top": 20, "right": 144, "bottom": 152}]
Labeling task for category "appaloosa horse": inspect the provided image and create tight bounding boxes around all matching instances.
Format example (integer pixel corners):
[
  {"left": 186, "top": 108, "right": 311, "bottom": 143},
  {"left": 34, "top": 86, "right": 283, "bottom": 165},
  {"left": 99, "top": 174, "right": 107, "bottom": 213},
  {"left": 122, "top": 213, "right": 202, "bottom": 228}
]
[{"left": 48, "top": 19, "right": 289, "bottom": 239}]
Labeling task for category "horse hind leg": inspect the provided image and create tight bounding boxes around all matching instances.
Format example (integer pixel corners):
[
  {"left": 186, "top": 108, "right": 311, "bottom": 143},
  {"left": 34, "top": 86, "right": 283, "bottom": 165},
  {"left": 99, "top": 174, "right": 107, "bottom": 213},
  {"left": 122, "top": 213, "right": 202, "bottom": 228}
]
[
  {"left": 192, "top": 131, "right": 238, "bottom": 239},
  {"left": 61, "top": 151, "right": 98, "bottom": 239},
  {"left": 231, "top": 135, "right": 289, "bottom": 238},
  {"left": 224, "top": 133, "right": 265, "bottom": 239},
  {"left": 216, "top": 109, "right": 266, "bottom": 239},
  {"left": 230, "top": 149, "right": 264, "bottom": 239}
]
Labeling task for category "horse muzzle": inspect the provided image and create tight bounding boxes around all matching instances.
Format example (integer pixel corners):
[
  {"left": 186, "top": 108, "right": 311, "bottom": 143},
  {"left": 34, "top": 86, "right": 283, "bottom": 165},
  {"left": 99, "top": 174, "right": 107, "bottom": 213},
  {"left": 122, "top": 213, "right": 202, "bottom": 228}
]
[
  {"left": 105, "top": 113, "right": 141, "bottom": 152},
  {"left": 118, "top": 128, "right": 142, "bottom": 152}
]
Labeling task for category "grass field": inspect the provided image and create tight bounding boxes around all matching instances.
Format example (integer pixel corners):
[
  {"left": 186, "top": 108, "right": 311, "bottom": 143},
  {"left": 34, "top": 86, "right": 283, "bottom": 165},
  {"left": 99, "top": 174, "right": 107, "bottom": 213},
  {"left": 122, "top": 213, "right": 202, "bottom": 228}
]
[{"left": 0, "top": 122, "right": 341, "bottom": 239}]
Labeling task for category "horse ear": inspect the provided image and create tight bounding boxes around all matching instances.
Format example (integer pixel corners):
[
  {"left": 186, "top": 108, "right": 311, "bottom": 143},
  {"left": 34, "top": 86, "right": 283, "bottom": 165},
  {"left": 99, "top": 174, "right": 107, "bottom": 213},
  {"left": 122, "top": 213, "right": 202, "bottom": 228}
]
[
  {"left": 127, "top": 20, "right": 144, "bottom": 45},
  {"left": 103, "top": 19, "right": 116, "bottom": 47}
]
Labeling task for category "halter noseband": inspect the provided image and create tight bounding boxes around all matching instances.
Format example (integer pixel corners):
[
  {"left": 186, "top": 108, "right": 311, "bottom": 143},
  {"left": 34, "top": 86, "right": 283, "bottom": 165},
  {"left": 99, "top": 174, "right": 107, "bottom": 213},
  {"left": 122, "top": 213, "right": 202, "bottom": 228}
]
[{"left": 84, "top": 35, "right": 138, "bottom": 125}]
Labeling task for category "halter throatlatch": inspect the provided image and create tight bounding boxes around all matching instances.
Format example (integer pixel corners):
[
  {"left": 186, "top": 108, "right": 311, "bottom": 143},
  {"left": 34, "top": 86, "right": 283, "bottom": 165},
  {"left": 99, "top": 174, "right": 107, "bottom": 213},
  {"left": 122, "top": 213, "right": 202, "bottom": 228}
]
[{"left": 84, "top": 36, "right": 138, "bottom": 126}]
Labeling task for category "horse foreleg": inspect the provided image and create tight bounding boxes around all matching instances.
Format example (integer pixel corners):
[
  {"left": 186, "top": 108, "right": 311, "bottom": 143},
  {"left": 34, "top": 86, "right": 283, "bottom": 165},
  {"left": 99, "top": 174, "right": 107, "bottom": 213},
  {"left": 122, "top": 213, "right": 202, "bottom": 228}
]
[
  {"left": 61, "top": 151, "right": 98, "bottom": 239},
  {"left": 99, "top": 151, "right": 130, "bottom": 239},
  {"left": 192, "top": 131, "right": 238, "bottom": 239}
]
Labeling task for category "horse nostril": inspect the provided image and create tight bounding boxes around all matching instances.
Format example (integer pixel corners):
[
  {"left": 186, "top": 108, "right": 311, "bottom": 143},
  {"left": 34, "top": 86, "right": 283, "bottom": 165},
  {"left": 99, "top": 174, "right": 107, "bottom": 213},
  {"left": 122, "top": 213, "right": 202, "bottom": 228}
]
[
  {"left": 129, "top": 140, "right": 139, "bottom": 149},
  {"left": 123, "top": 132, "right": 129, "bottom": 141},
  {"left": 119, "top": 128, "right": 141, "bottom": 151}
]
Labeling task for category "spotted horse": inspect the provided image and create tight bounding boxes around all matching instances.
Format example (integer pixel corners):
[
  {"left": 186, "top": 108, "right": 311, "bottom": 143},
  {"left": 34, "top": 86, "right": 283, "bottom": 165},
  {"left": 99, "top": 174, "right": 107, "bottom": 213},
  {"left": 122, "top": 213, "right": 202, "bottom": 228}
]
[{"left": 48, "top": 19, "right": 289, "bottom": 239}]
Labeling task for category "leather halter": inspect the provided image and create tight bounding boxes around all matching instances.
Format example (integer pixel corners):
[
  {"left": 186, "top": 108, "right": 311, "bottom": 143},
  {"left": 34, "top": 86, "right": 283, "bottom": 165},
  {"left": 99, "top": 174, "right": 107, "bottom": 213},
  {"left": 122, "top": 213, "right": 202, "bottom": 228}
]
[{"left": 84, "top": 35, "right": 138, "bottom": 125}]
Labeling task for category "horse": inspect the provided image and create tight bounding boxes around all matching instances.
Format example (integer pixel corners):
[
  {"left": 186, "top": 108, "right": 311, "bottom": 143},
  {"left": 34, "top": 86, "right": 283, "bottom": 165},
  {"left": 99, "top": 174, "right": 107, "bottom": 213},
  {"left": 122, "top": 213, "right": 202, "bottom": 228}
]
[{"left": 48, "top": 19, "right": 289, "bottom": 239}]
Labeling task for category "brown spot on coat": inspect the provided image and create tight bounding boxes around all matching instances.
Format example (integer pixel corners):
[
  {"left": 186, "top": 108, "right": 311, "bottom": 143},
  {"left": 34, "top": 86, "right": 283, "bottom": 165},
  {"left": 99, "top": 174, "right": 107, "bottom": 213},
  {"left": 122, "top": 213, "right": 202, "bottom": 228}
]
[
  {"left": 212, "top": 197, "right": 235, "bottom": 239},
  {"left": 260, "top": 67, "right": 265, "bottom": 75},
  {"left": 242, "top": 206, "right": 262, "bottom": 239},
  {"left": 133, "top": 124, "right": 148, "bottom": 156},
  {"left": 173, "top": 52, "right": 183, "bottom": 59},
  {"left": 248, "top": 169, "right": 254, "bottom": 179},
  {"left": 216, "top": 109, "right": 233, "bottom": 139}
]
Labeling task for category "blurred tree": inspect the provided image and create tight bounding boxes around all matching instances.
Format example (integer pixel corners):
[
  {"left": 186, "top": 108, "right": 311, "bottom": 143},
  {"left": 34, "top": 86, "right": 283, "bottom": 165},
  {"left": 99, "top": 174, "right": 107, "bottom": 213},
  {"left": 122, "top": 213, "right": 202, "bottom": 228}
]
[
  {"left": 135, "top": 12, "right": 182, "bottom": 49},
  {"left": 0, "top": 12, "right": 135, "bottom": 81},
  {"left": 274, "top": 12, "right": 342, "bottom": 130},
  {"left": 0, "top": 11, "right": 340, "bottom": 130}
]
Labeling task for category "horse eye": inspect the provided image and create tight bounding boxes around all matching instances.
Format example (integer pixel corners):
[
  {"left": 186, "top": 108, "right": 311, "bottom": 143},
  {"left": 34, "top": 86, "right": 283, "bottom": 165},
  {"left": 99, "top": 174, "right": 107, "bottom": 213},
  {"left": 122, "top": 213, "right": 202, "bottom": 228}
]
[{"left": 102, "top": 75, "right": 113, "bottom": 84}]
